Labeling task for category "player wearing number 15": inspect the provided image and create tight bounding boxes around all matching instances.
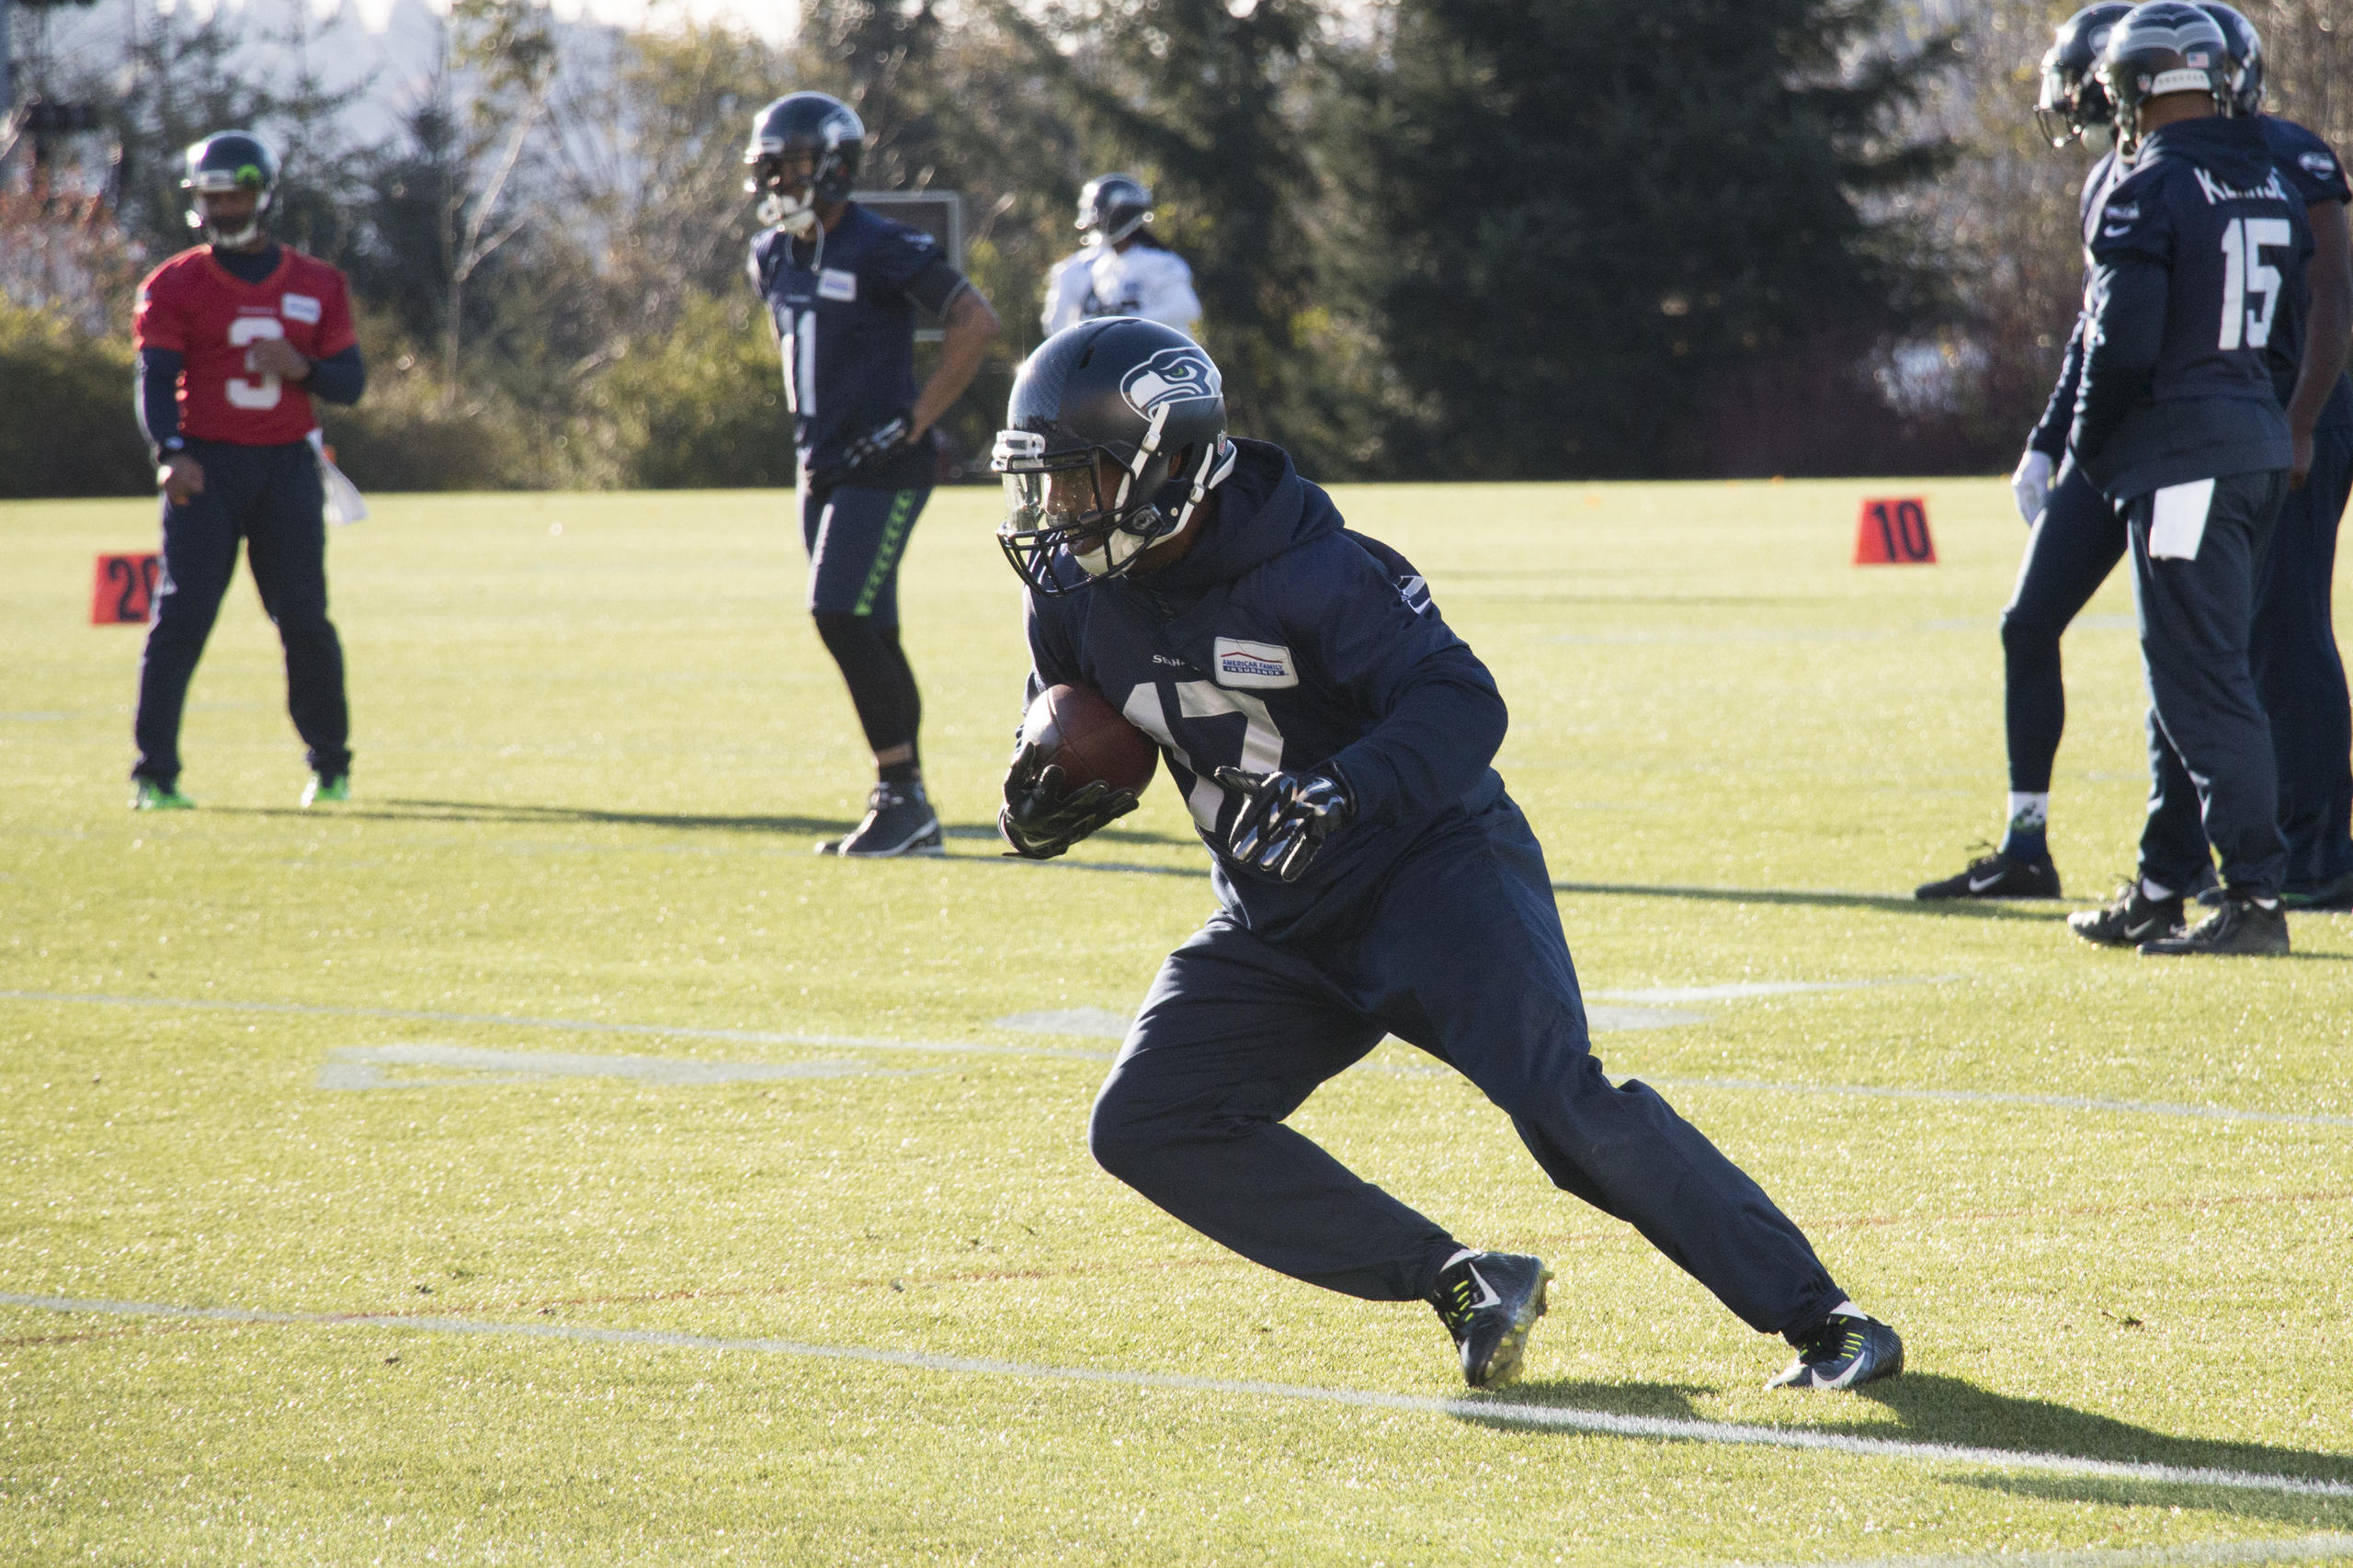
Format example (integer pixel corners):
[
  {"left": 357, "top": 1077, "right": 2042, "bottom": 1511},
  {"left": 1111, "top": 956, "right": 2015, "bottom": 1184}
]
[
  {"left": 992, "top": 319, "right": 1902, "bottom": 1393},
  {"left": 129, "top": 131, "right": 366, "bottom": 811},
  {"left": 2063, "top": 4, "right": 2307, "bottom": 954}
]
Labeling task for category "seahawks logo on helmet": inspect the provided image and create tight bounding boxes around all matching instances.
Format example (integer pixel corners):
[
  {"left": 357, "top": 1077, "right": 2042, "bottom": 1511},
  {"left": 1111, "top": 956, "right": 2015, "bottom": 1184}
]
[{"left": 1120, "top": 347, "right": 1222, "bottom": 420}]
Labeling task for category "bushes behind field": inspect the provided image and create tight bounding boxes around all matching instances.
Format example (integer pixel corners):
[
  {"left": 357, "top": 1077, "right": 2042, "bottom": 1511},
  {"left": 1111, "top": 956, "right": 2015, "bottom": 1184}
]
[
  {"left": 0, "top": 305, "right": 153, "bottom": 499},
  {"left": 588, "top": 292, "right": 797, "bottom": 490}
]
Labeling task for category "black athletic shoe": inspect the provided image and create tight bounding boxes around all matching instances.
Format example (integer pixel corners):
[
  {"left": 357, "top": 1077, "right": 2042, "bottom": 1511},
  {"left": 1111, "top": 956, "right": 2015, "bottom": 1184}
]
[
  {"left": 1915, "top": 849, "right": 2062, "bottom": 900},
  {"left": 1428, "top": 1251, "right": 1552, "bottom": 1391},
  {"left": 2139, "top": 894, "right": 2289, "bottom": 956},
  {"left": 818, "top": 783, "right": 943, "bottom": 858},
  {"left": 1767, "top": 1308, "right": 1904, "bottom": 1392},
  {"left": 2068, "top": 881, "right": 2184, "bottom": 948}
]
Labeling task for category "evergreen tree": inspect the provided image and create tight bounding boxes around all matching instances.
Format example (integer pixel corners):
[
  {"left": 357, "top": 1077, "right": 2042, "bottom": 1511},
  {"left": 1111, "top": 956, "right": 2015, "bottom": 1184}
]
[{"left": 1334, "top": 0, "right": 1951, "bottom": 478}]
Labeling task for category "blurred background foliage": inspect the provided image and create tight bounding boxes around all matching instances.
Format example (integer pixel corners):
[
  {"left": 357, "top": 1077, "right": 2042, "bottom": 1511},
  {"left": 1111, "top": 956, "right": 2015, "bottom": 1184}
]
[{"left": 0, "top": 0, "right": 2347, "bottom": 496}]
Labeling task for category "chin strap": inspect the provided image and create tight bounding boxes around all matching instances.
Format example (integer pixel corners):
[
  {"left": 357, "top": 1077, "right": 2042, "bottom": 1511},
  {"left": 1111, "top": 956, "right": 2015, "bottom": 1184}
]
[{"left": 1173, "top": 437, "right": 1237, "bottom": 536}]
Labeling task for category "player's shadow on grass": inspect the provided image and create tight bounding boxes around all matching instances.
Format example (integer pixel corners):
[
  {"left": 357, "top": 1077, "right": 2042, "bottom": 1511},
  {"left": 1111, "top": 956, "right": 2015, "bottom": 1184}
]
[
  {"left": 1465, "top": 1371, "right": 2353, "bottom": 1508},
  {"left": 1548, "top": 879, "right": 2063, "bottom": 922},
  {"left": 1465, "top": 1377, "right": 1717, "bottom": 1424},
  {"left": 214, "top": 799, "right": 862, "bottom": 837},
  {"left": 1853, "top": 1372, "right": 2353, "bottom": 1493}
]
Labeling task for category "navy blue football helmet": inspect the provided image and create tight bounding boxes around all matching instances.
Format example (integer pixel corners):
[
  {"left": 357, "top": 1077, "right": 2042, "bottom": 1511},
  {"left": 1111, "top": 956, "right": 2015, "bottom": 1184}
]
[
  {"left": 2036, "top": 4, "right": 2134, "bottom": 149},
  {"left": 2198, "top": 4, "right": 2265, "bottom": 116},
  {"left": 744, "top": 93, "right": 865, "bottom": 234},
  {"left": 2098, "top": 3, "right": 2233, "bottom": 150},
  {"left": 993, "top": 317, "right": 1235, "bottom": 596},
  {"left": 181, "top": 130, "right": 279, "bottom": 246},
  {"left": 1076, "top": 174, "right": 1153, "bottom": 246}
]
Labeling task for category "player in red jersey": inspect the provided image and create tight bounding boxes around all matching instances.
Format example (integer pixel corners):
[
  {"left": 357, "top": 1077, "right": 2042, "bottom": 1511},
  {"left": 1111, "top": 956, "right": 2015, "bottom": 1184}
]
[{"left": 130, "top": 130, "right": 368, "bottom": 810}]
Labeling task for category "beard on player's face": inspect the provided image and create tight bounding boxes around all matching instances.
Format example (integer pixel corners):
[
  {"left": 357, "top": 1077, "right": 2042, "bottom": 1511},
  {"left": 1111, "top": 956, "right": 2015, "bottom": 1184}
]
[{"left": 195, "top": 190, "right": 267, "bottom": 247}]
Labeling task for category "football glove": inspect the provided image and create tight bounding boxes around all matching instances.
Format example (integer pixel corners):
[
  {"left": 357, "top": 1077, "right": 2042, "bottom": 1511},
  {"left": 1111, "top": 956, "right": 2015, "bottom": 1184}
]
[
  {"left": 2010, "top": 448, "right": 2054, "bottom": 524},
  {"left": 998, "top": 742, "right": 1139, "bottom": 860},
  {"left": 840, "top": 415, "right": 912, "bottom": 472},
  {"left": 1211, "top": 766, "right": 1353, "bottom": 882}
]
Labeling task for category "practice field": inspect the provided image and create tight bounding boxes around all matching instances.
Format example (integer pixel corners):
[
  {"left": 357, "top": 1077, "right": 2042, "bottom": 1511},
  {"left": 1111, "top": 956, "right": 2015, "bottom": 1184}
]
[{"left": 4, "top": 479, "right": 2351, "bottom": 1568}]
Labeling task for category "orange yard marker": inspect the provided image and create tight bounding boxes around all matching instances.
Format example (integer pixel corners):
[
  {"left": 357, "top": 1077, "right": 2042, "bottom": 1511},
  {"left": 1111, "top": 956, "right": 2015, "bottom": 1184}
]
[
  {"left": 1854, "top": 497, "right": 1936, "bottom": 564},
  {"left": 92, "top": 553, "right": 160, "bottom": 624}
]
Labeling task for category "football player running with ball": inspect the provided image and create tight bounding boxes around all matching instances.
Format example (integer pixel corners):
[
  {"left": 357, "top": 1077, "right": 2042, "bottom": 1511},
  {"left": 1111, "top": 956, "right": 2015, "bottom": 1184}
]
[
  {"left": 990, "top": 318, "right": 1903, "bottom": 1392},
  {"left": 744, "top": 92, "right": 1002, "bottom": 856},
  {"left": 130, "top": 131, "right": 367, "bottom": 811}
]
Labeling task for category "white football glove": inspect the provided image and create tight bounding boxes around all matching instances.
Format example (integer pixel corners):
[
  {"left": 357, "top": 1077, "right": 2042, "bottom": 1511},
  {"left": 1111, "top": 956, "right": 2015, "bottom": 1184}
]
[{"left": 2010, "top": 449, "right": 2054, "bottom": 524}]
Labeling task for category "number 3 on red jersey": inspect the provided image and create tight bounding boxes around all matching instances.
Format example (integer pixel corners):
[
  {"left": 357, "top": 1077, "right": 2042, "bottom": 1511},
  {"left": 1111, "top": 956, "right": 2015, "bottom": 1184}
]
[{"left": 226, "top": 317, "right": 286, "bottom": 410}]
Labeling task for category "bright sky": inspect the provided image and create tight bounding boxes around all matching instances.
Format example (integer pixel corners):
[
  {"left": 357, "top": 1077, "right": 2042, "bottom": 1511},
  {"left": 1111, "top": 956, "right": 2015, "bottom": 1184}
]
[{"left": 335, "top": 0, "right": 797, "bottom": 43}]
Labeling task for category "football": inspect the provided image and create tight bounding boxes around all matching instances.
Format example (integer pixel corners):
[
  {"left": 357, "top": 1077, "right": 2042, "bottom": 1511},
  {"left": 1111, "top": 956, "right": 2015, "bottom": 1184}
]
[{"left": 1021, "top": 683, "right": 1158, "bottom": 794}]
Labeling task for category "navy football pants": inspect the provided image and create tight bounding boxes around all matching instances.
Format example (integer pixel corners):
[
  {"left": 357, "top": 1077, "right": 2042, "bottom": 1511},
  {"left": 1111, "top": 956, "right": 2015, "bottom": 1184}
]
[
  {"left": 1089, "top": 798, "right": 1848, "bottom": 1338},
  {"left": 2251, "top": 426, "right": 2353, "bottom": 891},
  {"left": 801, "top": 483, "right": 927, "bottom": 759},
  {"left": 134, "top": 439, "right": 349, "bottom": 787},
  {"left": 801, "top": 483, "right": 927, "bottom": 623},
  {"left": 2129, "top": 468, "right": 2290, "bottom": 899},
  {"left": 2002, "top": 462, "right": 2127, "bottom": 794}
]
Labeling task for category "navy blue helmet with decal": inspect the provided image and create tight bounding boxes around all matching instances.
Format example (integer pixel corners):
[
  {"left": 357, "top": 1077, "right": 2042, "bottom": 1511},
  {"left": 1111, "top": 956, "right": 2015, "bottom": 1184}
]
[
  {"left": 743, "top": 92, "right": 865, "bottom": 233},
  {"left": 2036, "top": 4, "right": 2134, "bottom": 149},
  {"left": 1076, "top": 173, "right": 1153, "bottom": 245},
  {"left": 180, "top": 130, "right": 280, "bottom": 246},
  {"left": 2196, "top": 4, "right": 2265, "bottom": 116},
  {"left": 2098, "top": 2, "right": 2233, "bottom": 150},
  {"left": 992, "top": 317, "right": 1235, "bottom": 596}
]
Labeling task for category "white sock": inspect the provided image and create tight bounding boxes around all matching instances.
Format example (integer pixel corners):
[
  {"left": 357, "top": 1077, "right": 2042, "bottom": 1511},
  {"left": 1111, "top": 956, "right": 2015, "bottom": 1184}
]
[
  {"left": 2006, "top": 792, "right": 2050, "bottom": 831},
  {"left": 1438, "top": 1246, "right": 1481, "bottom": 1272},
  {"left": 1829, "top": 1301, "right": 1867, "bottom": 1320},
  {"left": 2141, "top": 876, "right": 2176, "bottom": 902}
]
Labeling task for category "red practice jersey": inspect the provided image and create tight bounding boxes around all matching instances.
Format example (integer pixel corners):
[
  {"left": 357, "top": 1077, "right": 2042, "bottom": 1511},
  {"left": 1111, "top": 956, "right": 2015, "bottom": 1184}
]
[{"left": 132, "top": 246, "right": 358, "bottom": 447}]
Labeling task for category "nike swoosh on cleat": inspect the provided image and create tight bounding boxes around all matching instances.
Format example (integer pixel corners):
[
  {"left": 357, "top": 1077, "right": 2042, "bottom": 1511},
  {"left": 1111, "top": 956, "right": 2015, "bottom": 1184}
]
[
  {"left": 2125, "top": 916, "right": 2163, "bottom": 939},
  {"left": 1463, "top": 1263, "right": 1502, "bottom": 1312},
  {"left": 1966, "top": 872, "right": 2006, "bottom": 892}
]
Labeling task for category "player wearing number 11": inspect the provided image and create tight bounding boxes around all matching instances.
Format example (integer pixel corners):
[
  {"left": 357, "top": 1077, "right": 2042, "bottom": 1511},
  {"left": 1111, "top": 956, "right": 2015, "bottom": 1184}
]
[
  {"left": 992, "top": 318, "right": 1902, "bottom": 1392},
  {"left": 129, "top": 131, "right": 365, "bottom": 811}
]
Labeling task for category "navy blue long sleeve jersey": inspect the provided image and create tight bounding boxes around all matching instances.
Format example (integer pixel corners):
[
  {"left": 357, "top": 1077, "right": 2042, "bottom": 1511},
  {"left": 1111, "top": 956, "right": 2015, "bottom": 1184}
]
[
  {"left": 1021, "top": 439, "right": 1510, "bottom": 942},
  {"left": 2029, "top": 148, "right": 2123, "bottom": 460},
  {"left": 2070, "top": 116, "right": 2306, "bottom": 499},
  {"left": 2252, "top": 116, "right": 2353, "bottom": 432}
]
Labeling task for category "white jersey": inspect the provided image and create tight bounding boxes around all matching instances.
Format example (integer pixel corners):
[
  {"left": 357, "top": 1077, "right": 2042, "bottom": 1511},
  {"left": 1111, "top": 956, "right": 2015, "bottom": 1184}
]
[{"left": 1040, "top": 241, "right": 1201, "bottom": 337}]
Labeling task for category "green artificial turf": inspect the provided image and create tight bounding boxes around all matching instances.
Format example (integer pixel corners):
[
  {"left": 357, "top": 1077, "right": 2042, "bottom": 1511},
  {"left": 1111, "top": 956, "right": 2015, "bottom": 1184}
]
[{"left": 2, "top": 480, "right": 2348, "bottom": 1566}]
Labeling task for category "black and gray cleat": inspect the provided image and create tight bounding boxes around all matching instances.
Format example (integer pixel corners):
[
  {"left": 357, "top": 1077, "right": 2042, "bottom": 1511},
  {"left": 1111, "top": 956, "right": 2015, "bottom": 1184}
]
[
  {"left": 2139, "top": 893, "right": 2289, "bottom": 956},
  {"left": 1428, "top": 1251, "right": 1552, "bottom": 1391},
  {"left": 1915, "top": 850, "right": 2061, "bottom": 901},
  {"left": 819, "top": 782, "right": 944, "bottom": 858},
  {"left": 1767, "top": 1307, "right": 1904, "bottom": 1392},
  {"left": 2068, "top": 881, "right": 2183, "bottom": 947}
]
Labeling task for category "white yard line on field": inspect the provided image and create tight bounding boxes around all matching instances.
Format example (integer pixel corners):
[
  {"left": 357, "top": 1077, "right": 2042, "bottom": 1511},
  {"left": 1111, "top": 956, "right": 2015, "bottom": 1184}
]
[
  {"left": 4, "top": 989, "right": 2348, "bottom": 1128},
  {"left": 1643, "top": 1076, "right": 2353, "bottom": 1131},
  {"left": 0, "top": 988, "right": 1110, "bottom": 1062},
  {"left": 3, "top": 1291, "right": 2348, "bottom": 1503},
  {"left": 1733, "top": 1530, "right": 2353, "bottom": 1568}
]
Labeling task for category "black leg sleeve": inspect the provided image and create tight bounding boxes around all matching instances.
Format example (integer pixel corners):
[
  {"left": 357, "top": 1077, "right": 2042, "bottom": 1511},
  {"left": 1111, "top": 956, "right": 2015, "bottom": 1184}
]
[{"left": 813, "top": 611, "right": 919, "bottom": 758}]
